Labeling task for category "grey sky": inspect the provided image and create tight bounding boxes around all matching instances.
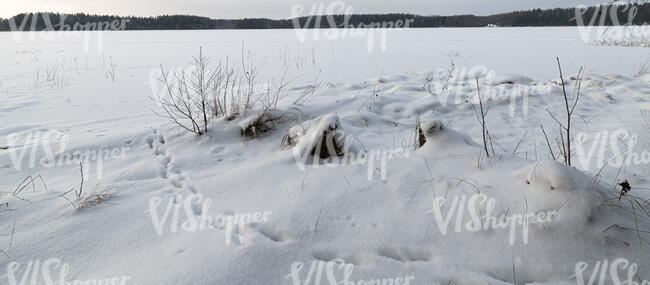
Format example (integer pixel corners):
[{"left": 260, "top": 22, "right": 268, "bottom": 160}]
[{"left": 1, "top": 0, "right": 609, "bottom": 19}]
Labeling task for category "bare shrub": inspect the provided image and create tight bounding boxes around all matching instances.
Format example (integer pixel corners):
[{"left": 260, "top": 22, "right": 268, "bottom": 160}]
[
  {"left": 546, "top": 58, "right": 583, "bottom": 166},
  {"left": 153, "top": 47, "right": 295, "bottom": 137},
  {"left": 471, "top": 78, "right": 494, "bottom": 157},
  {"left": 240, "top": 67, "right": 298, "bottom": 139},
  {"left": 154, "top": 66, "right": 204, "bottom": 135},
  {"left": 241, "top": 44, "right": 258, "bottom": 110},
  {"left": 153, "top": 48, "right": 216, "bottom": 135}
]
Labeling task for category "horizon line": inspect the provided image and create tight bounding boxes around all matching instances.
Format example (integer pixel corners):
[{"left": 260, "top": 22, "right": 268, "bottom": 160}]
[{"left": 0, "top": 2, "right": 628, "bottom": 21}]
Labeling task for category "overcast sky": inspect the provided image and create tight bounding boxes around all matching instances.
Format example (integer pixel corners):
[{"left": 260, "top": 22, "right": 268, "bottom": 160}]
[{"left": 1, "top": 0, "right": 609, "bottom": 19}]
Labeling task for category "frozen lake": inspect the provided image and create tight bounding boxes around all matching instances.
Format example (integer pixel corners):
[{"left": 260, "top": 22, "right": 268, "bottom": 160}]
[
  {"left": 1, "top": 27, "right": 648, "bottom": 127},
  {"left": 1, "top": 27, "right": 648, "bottom": 80}
]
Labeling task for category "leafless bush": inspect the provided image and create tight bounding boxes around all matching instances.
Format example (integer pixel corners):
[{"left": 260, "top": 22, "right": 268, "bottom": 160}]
[
  {"left": 472, "top": 78, "right": 494, "bottom": 158},
  {"left": 241, "top": 44, "right": 258, "bottom": 110},
  {"left": 153, "top": 48, "right": 216, "bottom": 135},
  {"left": 546, "top": 58, "right": 583, "bottom": 166},
  {"left": 241, "top": 68, "right": 299, "bottom": 139},
  {"left": 155, "top": 65, "right": 204, "bottom": 134},
  {"left": 154, "top": 47, "right": 293, "bottom": 136}
]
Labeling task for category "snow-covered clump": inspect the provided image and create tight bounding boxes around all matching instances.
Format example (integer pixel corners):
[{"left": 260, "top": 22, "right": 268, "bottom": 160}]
[
  {"left": 238, "top": 108, "right": 303, "bottom": 139},
  {"left": 417, "top": 120, "right": 481, "bottom": 151},
  {"left": 287, "top": 114, "right": 364, "bottom": 166}
]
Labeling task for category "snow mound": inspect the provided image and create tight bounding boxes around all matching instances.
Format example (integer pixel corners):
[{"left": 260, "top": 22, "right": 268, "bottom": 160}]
[
  {"left": 418, "top": 120, "right": 480, "bottom": 150},
  {"left": 639, "top": 74, "right": 650, "bottom": 82},
  {"left": 514, "top": 159, "right": 609, "bottom": 229},
  {"left": 520, "top": 159, "right": 594, "bottom": 192}
]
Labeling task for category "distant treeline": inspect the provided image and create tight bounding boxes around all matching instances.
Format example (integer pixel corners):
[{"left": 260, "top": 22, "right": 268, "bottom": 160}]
[{"left": 1, "top": 3, "right": 649, "bottom": 31}]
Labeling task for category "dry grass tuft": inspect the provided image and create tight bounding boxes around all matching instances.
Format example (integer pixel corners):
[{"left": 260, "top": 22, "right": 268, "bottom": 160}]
[
  {"left": 59, "top": 163, "right": 134, "bottom": 210},
  {"left": 601, "top": 182, "right": 650, "bottom": 247}
]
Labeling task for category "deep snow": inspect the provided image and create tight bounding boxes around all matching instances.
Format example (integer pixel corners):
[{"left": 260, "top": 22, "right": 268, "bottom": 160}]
[{"left": 0, "top": 27, "right": 649, "bottom": 284}]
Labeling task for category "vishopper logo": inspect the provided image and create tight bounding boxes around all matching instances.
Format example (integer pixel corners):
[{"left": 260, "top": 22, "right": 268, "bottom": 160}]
[
  {"left": 573, "top": 1, "right": 650, "bottom": 45},
  {"left": 429, "top": 193, "right": 557, "bottom": 245},
  {"left": 290, "top": 1, "right": 414, "bottom": 53},
  {"left": 4, "top": 130, "right": 130, "bottom": 180},
  {"left": 8, "top": 13, "right": 130, "bottom": 52},
  {"left": 574, "top": 130, "right": 650, "bottom": 170},
  {"left": 424, "top": 64, "right": 551, "bottom": 118},
  {"left": 571, "top": 258, "right": 649, "bottom": 285},
  {"left": 478, "top": 84, "right": 550, "bottom": 118},
  {"left": 286, "top": 259, "right": 415, "bottom": 285},
  {"left": 3, "top": 258, "right": 131, "bottom": 285},
  {"left": 147, "top": 194, "right": 272, "bottom": 246}
]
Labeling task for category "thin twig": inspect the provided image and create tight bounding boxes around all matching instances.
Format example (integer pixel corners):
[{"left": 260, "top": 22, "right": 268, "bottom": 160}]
[
  {"left": 314, "top": 207, "right": 323, "bottom": 232},
  {"left": 513, "top": 130, "right": 529, "bottom": 155},
  {"left": 540, "top": 125, "right": 556, "bottom": 159}
]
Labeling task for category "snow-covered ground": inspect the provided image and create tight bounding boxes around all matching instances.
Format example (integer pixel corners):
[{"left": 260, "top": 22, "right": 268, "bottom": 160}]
[{"left": 0, "top": 27, "right": 649, "bottom": 284}]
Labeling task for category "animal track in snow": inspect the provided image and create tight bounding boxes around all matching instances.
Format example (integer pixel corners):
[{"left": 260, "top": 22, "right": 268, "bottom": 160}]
[{"left": 147, "top": 128, "right": 200, "bottom": 196}]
